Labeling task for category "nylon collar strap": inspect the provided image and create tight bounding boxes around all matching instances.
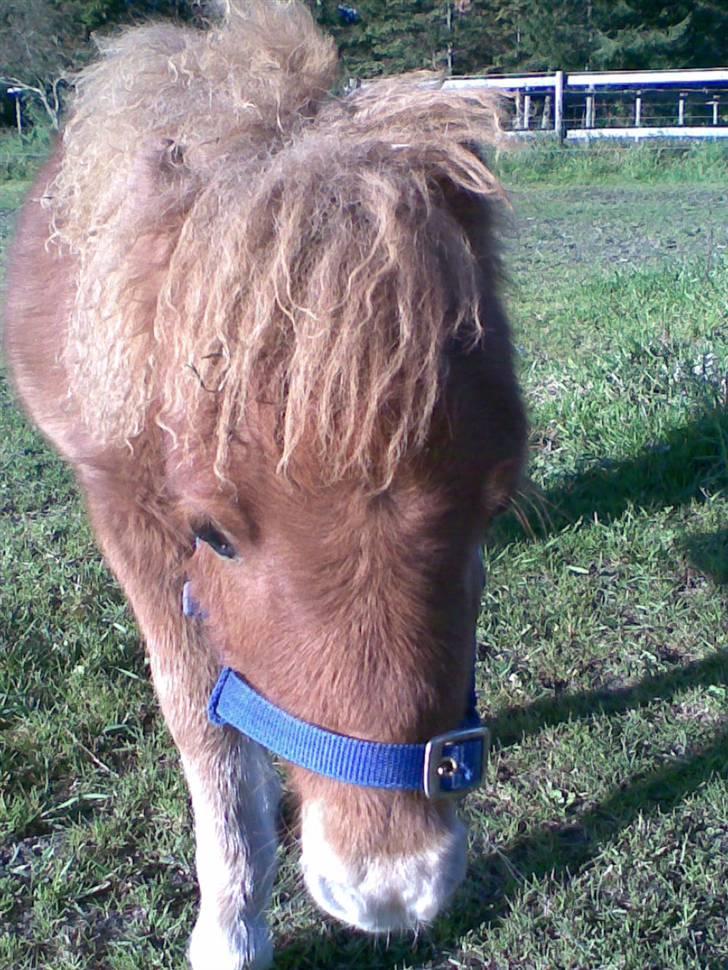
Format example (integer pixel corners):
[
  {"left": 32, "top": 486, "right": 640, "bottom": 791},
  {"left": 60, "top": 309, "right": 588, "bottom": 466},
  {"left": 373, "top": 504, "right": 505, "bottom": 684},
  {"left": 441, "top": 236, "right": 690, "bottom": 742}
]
[{"left": 208, "top": 665, "right": 489, "bottom": 799}]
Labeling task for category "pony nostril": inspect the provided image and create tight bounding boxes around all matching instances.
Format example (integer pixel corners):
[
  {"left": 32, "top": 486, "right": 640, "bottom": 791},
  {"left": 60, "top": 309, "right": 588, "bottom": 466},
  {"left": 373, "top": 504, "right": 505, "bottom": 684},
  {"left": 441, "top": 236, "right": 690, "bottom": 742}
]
[
  {"left": 305, "top": 872, "right": 359, "bottom": 925},
  {"left": 312, "top": 877, "right": 413, "bottom": 933},
  {"left": 363, "top": 893, "right": 410, "bottom": 932}
]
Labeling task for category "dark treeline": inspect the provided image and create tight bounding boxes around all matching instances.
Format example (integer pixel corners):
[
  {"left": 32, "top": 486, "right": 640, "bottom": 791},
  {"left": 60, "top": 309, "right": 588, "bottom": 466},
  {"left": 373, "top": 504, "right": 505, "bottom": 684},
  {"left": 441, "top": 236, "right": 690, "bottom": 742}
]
[
  {"left": 306, "top": 0, "right": 728, "bottom": 77},
  {"left": 1, "top": 0, "right": 726, "bottom": 128}
]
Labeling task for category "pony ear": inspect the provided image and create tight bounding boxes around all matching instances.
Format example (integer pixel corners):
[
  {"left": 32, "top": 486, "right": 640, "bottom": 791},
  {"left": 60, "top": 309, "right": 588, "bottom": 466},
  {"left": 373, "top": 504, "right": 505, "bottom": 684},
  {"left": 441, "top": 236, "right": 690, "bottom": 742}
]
[
  {"left": 117, "top": 140, "right": 192, "bottom": 223},
  {"left": 119, "top": 139, "right": 194, "bottom": 254},
  {"left": 482, "top": 457, "right": 523, "bottom": 518},
  {"left": 158, "top": 138, "right": 186, "bottom": 173},
  {"left": 131, "top": 139, "right": 190, "bottom": 200},
  {"left": 56, "top": 136, "right": 198, "bottom": 445}
]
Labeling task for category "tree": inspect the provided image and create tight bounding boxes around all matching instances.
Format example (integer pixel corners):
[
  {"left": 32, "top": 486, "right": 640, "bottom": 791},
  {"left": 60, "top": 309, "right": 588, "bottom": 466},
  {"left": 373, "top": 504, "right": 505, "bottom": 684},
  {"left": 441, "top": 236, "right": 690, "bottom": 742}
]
[
  {"left": 0, "top": 0, "right": 199, "bottom": 129},
  {"left": 0, "top": 0, "right": 84, "bottom": 127},
  {"left": 590, "top": 1, "right": 691, "bottom": 71},
  {"left": 682, "top": 0, "right": 728, "bottom": 67},
  {"left": 3, "top": 0, "right": 725, "bottom": 131},
  {"left": 492, "top": 0, "right": 728, "bottom": 73},
  {"left": 493, "top": 0, "right": 595, "bottom": 72},
  {"left": 306, "top": 0, "right": 506, "bottom": 77}
]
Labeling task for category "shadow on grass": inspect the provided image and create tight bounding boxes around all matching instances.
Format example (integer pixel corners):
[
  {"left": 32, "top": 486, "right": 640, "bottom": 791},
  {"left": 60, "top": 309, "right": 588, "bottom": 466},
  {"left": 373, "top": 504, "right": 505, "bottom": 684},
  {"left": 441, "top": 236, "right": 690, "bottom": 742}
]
[
  {"left": 463, "top": 721, "right": 728, "bottom": 936},
  {"left": 274, "top": 653, "right": 728, "bottom": 968},
  {"left": 491, "top": 405, "right": 728, "bottom": 551},
  {"left": 682, "top": 529, "right": 728, "bottom": 586},
  {"left": 491, "top": 648, "right": 728, "bottom": 748}
]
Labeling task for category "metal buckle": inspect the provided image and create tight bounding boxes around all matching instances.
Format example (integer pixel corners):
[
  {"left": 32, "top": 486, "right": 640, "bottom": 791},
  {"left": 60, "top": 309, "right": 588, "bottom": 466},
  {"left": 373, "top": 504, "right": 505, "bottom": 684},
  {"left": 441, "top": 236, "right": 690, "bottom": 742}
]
[{"left": 423, "top": 725, "right": 490, "bottom": 800}]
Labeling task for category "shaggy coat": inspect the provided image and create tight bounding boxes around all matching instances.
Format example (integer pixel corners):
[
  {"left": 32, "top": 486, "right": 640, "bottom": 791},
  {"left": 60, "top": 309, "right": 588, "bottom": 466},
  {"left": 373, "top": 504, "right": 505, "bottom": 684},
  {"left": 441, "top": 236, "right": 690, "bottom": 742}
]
[{"left": 4, "top": 2, "right": 526, "bottom": 966}]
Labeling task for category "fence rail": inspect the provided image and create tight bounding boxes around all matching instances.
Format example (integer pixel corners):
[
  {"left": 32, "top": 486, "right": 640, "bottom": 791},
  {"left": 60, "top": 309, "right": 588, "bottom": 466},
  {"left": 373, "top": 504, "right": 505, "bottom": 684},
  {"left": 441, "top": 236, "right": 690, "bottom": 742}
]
[{"left": 444, "top": 68, "right": 728, "bottom": 140}]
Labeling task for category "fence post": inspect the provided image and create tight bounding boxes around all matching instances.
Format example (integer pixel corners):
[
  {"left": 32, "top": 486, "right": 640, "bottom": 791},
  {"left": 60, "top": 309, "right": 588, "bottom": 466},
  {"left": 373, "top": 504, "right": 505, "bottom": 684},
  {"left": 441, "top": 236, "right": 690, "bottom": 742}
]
[
  {"left": 678, "top": 91, "right": 687, "bottom": 125},
  {"left": 7, "top": 87, "right": 23, "bottom": 136},
  {"left": 585, "top": 90, "right": 595, "bottom": 129},
  {"left": 710, "top": 95, "right": 720, "bottom": 125},
  {"left": 523, "top": 93, "right": 531, "bottom": 129},
  {"left": 541, "top": 94, "right": 552, "bottom": 129},
  {"left": 554, "top": 70, "right": 564, "bottom": 140},
  {"left": 634, "top": 90, "right": 642, "bottom": 127}
]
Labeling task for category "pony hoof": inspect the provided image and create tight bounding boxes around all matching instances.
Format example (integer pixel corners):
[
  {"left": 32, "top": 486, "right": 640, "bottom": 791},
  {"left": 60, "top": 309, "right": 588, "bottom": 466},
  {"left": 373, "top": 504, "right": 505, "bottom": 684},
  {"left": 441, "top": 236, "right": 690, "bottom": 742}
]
[{"left": 188, "top": 914, "right": 273, "bottom": 970}]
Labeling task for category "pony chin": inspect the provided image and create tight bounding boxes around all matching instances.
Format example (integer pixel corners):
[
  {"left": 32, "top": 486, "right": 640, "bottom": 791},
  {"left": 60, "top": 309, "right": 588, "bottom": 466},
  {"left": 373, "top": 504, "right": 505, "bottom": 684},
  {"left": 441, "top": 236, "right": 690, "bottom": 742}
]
[{"left": 300, "top": 800, "right": 468, "bottom": 932}]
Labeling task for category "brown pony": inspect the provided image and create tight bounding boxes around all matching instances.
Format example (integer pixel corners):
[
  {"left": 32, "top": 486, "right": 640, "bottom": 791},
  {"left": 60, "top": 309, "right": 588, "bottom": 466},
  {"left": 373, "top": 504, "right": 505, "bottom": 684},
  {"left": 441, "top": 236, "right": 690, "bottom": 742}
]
[{"left": 4, "top": 3, "right": 526, "bottom": 967}]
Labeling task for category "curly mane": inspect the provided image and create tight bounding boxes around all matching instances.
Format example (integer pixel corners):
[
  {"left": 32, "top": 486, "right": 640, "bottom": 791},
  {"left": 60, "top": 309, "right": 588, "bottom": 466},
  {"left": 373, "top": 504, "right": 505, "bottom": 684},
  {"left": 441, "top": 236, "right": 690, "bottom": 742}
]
[{"left": 49, "top": 0, "right": 506, "bottom": 485}]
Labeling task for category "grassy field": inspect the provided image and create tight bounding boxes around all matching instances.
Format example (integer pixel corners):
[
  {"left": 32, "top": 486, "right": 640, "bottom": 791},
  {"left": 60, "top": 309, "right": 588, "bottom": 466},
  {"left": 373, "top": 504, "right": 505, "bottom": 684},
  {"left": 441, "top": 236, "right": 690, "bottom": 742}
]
[{"left": 1, "top": 146, "right": 726, "bottom": 969}]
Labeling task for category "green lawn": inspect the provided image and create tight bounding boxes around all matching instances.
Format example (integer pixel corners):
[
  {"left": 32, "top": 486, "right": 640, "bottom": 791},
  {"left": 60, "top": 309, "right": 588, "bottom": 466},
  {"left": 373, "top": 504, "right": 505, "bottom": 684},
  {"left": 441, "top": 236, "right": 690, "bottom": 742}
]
[{"left": 1, "top": 160, "right": 726, "bottom": 969}]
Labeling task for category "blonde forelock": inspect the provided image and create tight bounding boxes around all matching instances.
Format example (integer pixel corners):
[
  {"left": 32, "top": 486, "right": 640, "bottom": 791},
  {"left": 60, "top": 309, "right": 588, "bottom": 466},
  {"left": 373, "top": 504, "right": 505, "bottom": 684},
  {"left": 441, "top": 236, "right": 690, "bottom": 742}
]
[{"left": 50, "top": 1, "right": 506, "bottom": 487}]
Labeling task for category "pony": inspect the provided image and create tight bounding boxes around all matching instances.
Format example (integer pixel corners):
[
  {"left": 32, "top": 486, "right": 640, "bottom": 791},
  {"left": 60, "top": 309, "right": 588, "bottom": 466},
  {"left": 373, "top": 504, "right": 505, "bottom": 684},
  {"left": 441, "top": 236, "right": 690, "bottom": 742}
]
[{"left": 3, "top": 2, "right": 526, "bottom": 967}]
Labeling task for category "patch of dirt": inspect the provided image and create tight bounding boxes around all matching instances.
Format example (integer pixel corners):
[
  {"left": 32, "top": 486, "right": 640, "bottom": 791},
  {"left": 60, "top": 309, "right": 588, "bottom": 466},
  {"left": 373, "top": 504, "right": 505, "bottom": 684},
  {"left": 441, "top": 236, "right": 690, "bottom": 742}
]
[
  {"left": 0, "top": 832, "right": 65, "bottom": 882},
  {"left": 506, "top": 185, "right": 728, "bottom": 278}
]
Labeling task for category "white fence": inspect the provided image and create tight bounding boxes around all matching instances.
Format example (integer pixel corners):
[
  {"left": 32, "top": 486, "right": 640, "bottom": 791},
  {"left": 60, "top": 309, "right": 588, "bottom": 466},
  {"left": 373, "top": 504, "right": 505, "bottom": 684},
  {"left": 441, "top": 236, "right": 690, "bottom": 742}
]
[{"left": 444, "top": 69, "right": 728, "bottom": 141}]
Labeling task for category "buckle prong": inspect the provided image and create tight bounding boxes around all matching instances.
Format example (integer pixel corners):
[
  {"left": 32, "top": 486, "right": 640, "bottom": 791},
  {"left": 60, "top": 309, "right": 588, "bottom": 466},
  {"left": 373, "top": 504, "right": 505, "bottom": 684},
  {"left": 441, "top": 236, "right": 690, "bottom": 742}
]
[
  {"left": 437, "top": 757, "right": 459, "bottom": 778},
  {"left": 423, "top": 725, "right": 489, "bottom": 800}
]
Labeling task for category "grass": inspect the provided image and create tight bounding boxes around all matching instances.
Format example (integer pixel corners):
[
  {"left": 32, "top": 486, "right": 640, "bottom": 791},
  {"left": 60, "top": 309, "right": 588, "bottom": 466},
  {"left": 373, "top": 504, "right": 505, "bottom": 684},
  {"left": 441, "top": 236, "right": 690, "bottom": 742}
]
[
  {"left": 492, "top": 140, "right": 728, "bottom": 186},
  {"left": 0, "top": 127, "right": 52, "bottom": 183},
  {"left": 1, "top": 150, "right": 726, "bottom": 969}
]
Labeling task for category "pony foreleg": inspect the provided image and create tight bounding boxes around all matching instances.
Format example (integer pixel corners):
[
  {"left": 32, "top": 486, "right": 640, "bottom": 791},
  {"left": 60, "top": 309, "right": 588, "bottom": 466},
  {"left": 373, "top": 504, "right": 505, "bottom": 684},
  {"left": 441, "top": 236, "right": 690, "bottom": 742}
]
[
  {"left": 180, "top": 729, "right": 279, "bottom": 970},
  {"left": 83, "top": 490, "right": 280, "bottom": 970},
  {"left": 149, "top": 644, "right": 280, "bottom": 970}
]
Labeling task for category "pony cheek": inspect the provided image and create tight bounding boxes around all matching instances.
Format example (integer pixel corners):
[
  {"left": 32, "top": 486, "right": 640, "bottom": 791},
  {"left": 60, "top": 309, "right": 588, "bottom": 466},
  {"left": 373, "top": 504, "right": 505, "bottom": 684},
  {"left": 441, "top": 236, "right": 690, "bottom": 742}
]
[{"left": 192, "top": 587, "right": 250, "bottom": 669}]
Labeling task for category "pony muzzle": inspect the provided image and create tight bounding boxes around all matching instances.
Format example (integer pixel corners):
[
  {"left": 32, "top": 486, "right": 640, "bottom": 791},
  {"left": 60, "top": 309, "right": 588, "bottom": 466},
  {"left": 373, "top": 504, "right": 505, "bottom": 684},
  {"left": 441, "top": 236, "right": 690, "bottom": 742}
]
[{"left": 300, "top": 800, "right": 468, "bottom": 933}]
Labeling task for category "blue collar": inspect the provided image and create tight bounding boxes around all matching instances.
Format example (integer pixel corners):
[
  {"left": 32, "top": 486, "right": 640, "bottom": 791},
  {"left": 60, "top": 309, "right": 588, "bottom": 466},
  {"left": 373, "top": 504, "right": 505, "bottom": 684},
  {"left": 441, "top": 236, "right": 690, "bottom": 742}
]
[{"left": 208, "top": 664, "right": 488, "bottom": 800}]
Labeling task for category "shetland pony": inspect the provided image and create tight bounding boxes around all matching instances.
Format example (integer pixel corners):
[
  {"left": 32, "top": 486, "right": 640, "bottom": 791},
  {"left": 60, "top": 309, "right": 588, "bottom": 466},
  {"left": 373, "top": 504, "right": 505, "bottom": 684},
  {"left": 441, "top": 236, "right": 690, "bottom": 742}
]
[{"left": 4, "top": 3, "right": 526, "bottom": 967}]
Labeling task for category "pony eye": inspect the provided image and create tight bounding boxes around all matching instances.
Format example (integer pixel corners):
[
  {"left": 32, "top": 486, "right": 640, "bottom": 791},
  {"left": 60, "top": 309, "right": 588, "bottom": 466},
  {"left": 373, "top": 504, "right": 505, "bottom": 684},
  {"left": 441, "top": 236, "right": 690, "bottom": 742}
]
[{"left": 195, "top": 524, "right": 237, "bottom": 559}]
